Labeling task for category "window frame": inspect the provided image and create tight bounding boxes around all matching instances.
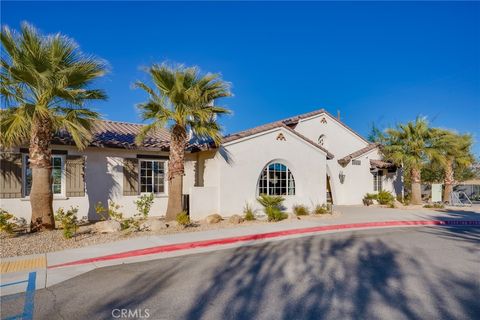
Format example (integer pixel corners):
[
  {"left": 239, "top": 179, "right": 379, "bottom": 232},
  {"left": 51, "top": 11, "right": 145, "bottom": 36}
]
[
  {"left": 373, "top": 170, "right": 383, "bottom": 192},
  {"left": 257, "top": 162, "right": 296, "bottom": 196},
  {"left": 138, "top": 159, "right": 166, "bottom": 195},
  {"left": 22, "top": 154, "right": 66, "bottom": 198}
]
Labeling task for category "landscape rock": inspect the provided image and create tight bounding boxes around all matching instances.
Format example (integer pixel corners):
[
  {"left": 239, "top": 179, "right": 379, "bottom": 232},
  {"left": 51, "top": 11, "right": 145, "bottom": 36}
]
[
  {"left": 95, "top": 220, "right": 121, "bottom": 233},
  {"left": 228, "top": 214, "right": 244, "bottom": 224},
  {"left": 140, "top": 219, "right": 167, "bottom": 231},
  {"left": 205, "top": 214, "right": 222, "bottom": 224},
  {"left": 166, "top": 221, "right": 179, "bottom": 228}
]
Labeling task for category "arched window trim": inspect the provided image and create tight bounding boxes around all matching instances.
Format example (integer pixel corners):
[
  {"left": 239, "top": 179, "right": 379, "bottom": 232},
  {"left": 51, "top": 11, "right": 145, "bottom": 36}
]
[
  {"left": 257, "top": 161, "right": 296, "bottom": 196},
  {"left": 318, "top": 134, "right": 326, "bottom": 147}
]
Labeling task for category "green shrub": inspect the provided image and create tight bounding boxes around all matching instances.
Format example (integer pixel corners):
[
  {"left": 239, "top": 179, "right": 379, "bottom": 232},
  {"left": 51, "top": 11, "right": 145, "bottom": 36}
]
[
  {"left": 243, "top": 203, "right": 255, "bottom": 221},
  {"left": 377, "top": 191, "right": 394, "bottom": 205},
  {"left": 54, "top": 207, "right": 79, "bottom": 239},
  {"left": 313, "top": 204, "right": 329, "bottom": 214},
  {"left": 257, "top": 194, "right": 287, "bottom": 222},
  {"left": 176, "top": 211, "right": 190, "bottom": 226},
  {"left": 95, "top": 201, "right": 123, "bottom": 221},
  {"left": 134, "top": 193, "right": 154, "bottom": 218},
  {"left": 95, "top": 201, "right": 141, "bottom": 231},
  {"left": 364, "top": 193, "right": 378, "bottom": 200},
  {"left": 265, "top": 207, "right": 288, "bottom": 222},
  {"left": 293, "top": 204, "right": 309, "bottom": 216},
  {"left": 0, "top": 209, "right": 16, "bottom": 234},
  {"left": 423, "top": 203, "right": 445, "bottom": 209}
]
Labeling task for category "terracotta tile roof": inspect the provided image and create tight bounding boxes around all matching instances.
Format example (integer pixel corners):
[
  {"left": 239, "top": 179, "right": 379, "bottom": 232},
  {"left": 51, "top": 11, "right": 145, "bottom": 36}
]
[
  {"left": 337, "top": 143, "right": 380, "bottom": 165},
  {"left": 370, "top": 159, "right": 396, "bottom": 169},
  {"left": 53, "top": 120, "right": 172, "bottom": 151},
  {"left": 222, "top": 121, "right": 334, "bottom": 159}
]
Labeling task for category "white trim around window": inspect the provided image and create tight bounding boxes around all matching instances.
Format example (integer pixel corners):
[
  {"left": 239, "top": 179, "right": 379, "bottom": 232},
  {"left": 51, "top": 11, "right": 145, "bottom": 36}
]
[
  {"left": 138, "top": 159, "right": 167, "bottom": 196},
  {"left": 22, "top": 154, "right": 66, "bottom": 198}
]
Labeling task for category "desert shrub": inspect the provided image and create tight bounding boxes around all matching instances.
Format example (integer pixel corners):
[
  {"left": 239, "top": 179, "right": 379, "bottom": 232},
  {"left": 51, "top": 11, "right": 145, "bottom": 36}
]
[
  {"left": 313, "top": 204, "right": 329, "bottom": 214},
  {"left": 377, "top": 191, "right": 394, "bottom": 205},
  {"left": 176, "top": 211, "right": 190, "bottom": 226},
  {"left": 134, "top": 193, "right": 154, "bottom": 218},
  {"left": 424, "top": 203, "right": 445, "bottom": 209},
  {"left": 0, "top": 209, "right": 16, "bottom": 234},
  {"left": 54, "top": 207, "right": 79, "bottom": 239},
  {"left": 94, "top": 201, "right": 140, "bottom": 231},
  {"left": 364, "top": 193, "right": 378, "bottom": 200},
  {"left": 363, "top": 193, "right": 378, "bottom": 206},
  {"left": 257, "top": 194, "right": 287, "bottom": 222},
  {"left": 95, "top": 201, "right": 123, "bottom": 221},
  {"left": 293, "top": 204, "right": 309, "bottom": 216},
  {"left": 243, "top": 203, "right": 255, "bottom": 221},
  {"left": 265, "top": 207, "right": 288, "bottom": 222}
]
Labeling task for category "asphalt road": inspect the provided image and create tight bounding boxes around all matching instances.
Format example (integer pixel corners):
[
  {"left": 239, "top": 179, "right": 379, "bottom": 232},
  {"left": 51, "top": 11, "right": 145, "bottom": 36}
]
[{"left": 2, "top": 226, "right": 480, "bottom": 320}]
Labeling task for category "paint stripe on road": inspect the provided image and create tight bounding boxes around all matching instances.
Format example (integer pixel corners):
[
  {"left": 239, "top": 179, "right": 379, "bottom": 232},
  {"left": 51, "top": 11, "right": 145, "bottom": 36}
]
[
  {"left": 48, "top": 219, "right": 480, "bottom": 269},
  {"left": 0, "top": 272, "right": 36, "bottom": 320}
]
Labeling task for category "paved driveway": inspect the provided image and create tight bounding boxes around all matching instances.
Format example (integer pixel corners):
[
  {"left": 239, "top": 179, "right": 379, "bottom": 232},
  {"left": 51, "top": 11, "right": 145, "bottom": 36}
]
[{"left": 2, "top": 225, "right": 479, "bottom": 320}]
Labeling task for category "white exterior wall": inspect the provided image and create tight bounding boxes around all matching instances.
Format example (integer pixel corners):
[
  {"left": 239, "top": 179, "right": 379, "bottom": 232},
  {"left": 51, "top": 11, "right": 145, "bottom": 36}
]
[
  {"left": 190, "top": 127, "right": 328, "bottom": 219},
  {"left": 333, "top": 149, "right": 402, "bottom": 204},
  {"left": 1, "top": 146, "right": 197, "bottom": 222},
  {"left": 289, "top": 113, "right": 401, "bottom": 205}
]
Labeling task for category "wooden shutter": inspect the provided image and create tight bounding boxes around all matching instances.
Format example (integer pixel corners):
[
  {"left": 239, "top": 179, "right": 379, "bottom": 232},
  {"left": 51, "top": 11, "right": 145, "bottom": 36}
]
[
  {"left": 66, "top": 155, "right": 86, "bottom": 197},
  {"left": 123, "top": 158, "right": 139, "bottom": 196},
  {"left": 0, "top": 153, "right": 22, "bottom": 198}
]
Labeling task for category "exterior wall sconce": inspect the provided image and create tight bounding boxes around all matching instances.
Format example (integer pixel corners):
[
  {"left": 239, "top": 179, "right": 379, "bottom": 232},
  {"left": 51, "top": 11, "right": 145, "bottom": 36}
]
[{"left": 339, "top": 171, "right": 346, "bottom": 184}]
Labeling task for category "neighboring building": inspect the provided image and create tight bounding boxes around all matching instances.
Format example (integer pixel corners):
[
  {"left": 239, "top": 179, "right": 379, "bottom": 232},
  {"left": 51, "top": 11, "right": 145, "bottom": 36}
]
[{"left": 0, "top": 109, "right": 402, "bottom": 221}]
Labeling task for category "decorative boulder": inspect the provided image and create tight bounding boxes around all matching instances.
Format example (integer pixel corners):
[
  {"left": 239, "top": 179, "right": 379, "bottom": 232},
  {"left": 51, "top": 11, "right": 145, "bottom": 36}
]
[
  {"left": 141, "top": 219, "right": 166, "bottom": 232},
  {"left": 166, "top": 221, "right": 179, "bottom": 228},
  {"left": 228, "top": 215, "right": 244, "bottom": 224},
  {"left": 205, "top": 214, "right": 223, "bottom": 224},
  {"left": 95, "top": 220, "right": 121, "bottom": 233}
]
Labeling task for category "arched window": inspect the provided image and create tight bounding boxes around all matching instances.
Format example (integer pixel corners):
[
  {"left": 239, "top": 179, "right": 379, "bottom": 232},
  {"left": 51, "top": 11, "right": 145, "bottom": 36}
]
[
  {"left": 258, "top": 162, "right": 295, "bottom": 195},
  {"left": 318, "top": 134, "right": 326, "bottom": 147}
]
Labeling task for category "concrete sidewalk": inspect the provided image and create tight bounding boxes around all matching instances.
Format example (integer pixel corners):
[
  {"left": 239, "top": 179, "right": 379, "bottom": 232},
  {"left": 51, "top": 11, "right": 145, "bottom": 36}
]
[{"left": 1, "top": 205, "right": 479, "bottom": 296}]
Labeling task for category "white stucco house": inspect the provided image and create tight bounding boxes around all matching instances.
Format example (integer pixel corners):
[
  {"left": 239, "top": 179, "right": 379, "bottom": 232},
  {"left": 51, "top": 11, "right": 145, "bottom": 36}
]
[{"left": 0, "top": 109, "right": 402, "bottom": 222}]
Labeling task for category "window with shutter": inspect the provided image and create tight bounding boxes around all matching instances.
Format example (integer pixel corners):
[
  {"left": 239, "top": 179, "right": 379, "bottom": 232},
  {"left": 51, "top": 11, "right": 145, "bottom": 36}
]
[
  {"left": 66, "top": 156, "right": 86, "bottom": 197},
  {"left": 0, "top": 153, "right": 22, "bottom": 198}
]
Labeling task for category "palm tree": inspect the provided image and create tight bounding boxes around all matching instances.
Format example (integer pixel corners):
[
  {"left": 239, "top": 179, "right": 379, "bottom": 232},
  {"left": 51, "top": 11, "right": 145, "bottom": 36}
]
[
  {"left": 1, "top": 23, "right": 107, "bottom": 231},
  {"left": 382, "top": 117, "right": 438, "bottom": 205},
  {"left": 431, "top": 130, "right": 474, "bottom": 203},
  {"left": 135, "top": 64, "right": 231, "bottom": 221}
]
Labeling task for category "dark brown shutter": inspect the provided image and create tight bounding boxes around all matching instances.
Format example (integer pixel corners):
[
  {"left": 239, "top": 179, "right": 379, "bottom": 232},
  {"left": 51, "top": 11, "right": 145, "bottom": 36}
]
[
  {"left": 123, "top": 158, "right": 139, "bottom": 196},
  {"left": 0, "top": 153, "right": 22, "bottom": 198},
  {"left": 66, "top": 155, "right": 86, "bottom": 197}
]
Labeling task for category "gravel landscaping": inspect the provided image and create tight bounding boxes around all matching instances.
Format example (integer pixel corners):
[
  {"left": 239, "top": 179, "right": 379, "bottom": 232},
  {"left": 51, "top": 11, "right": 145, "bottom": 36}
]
[{"left": 1, "top": 213, "right": 339, "bottom": 258}]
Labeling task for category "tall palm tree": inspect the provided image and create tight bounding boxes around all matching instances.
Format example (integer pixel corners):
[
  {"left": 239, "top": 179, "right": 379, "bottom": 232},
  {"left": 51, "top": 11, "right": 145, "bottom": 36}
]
[
  {"left": 1, "top": 23, "right": 107, "bottom": 231},
  {"left": 382, "top": 117, "right": 439, "bottom": 205},
  {"left": 431, "top": 129, "right": 474, "bottom": 203},
  {"left": 135, "top": 64, "right": 231, "bottom": 221}
]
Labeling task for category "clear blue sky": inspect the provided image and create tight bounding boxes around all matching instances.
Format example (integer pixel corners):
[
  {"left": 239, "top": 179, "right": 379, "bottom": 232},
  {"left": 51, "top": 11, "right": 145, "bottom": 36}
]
[{"left": 2, "top": 1, "right": 480, "bottom": 155}]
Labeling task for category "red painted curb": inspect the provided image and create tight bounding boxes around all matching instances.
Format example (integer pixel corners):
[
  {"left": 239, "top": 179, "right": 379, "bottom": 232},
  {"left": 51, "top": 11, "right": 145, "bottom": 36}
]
[{"left": 48, "top": 220, "right": 480, "bottom": 269}]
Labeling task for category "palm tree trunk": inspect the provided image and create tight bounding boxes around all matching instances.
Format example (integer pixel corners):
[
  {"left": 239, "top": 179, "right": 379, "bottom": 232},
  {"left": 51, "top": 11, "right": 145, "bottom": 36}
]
[
  {"left": 166, "top": 125, "right": 187, "bottom": 221},
  {"left": 29, "top": 118, "right": 55, "bottom": 232},
  {"left": 443, "top": 158, "right": 454, "bottom": 204},
  {"left": 411, "top": 167, "right": 422, "bottom": 205}
]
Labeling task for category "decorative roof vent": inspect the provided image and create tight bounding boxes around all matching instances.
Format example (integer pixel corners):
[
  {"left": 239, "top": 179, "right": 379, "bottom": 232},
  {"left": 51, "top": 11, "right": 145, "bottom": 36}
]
[
  {"left": 276, "top": 133, "right": 286, "bottom": 141},
  {"left": 320, "top": 117, "right": 327, "bottom": 124}
]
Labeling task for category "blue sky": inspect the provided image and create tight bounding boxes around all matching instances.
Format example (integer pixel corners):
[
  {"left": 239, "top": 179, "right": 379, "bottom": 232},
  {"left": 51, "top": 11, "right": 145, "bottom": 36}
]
[{"left": 2, "top": 1, "right": 480, "bottom": 155}]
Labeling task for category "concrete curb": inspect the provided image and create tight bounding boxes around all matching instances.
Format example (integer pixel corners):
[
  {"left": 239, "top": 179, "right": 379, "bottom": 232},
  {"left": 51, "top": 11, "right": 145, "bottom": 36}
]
[{"left": 48, "top": 219, "right": 480, "bottom": 269}]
